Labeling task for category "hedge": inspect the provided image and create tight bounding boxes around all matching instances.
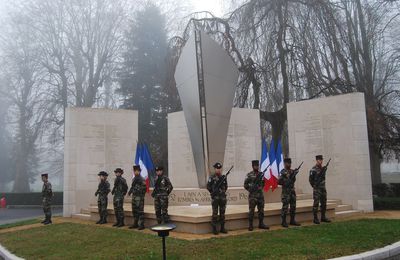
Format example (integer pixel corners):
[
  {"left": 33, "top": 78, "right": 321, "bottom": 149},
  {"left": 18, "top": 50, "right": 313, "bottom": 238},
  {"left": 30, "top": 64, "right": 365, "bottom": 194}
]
[
  {"left": 1, "top": 192, "right": 63, "bottom": 206},
  {"left": 373, "top": 197, "right": 400, "bottom": 210}
]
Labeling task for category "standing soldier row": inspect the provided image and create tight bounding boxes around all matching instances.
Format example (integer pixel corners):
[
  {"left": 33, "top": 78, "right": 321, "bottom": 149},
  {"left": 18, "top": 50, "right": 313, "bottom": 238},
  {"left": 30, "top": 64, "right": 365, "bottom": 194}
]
[{"left": 53, "top": 154, "right": 331, "bottom": 233}]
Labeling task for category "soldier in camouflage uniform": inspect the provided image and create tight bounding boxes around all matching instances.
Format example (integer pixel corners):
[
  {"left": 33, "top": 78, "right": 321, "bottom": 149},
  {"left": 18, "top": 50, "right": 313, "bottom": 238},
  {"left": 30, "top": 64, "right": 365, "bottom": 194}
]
[
  {"left": 95, "top": 171, "right": 110, "bottom": 224},
  {"left": 206, "top": 162, "right": 228, "bottom": 235},
  {"left": 309, "top": 155, "right": 331, "bottom": 224},
  {"left": 41, "top": 173, "right": 53, "bottom": 225},
  {"left": 152, "top": 166, "right": 173, "bottom": 224},
  {"left": 244, "top": 160, "right": 269, "bottom": 231},
  {"left": 128, "top": 165, "right": 147, "bottom": 230},
  {"left": 278, "top": 158, "right": 301, "bottom": 228},
  {"left": 111, "top": 168, "right": 128, "bottom": 227}
]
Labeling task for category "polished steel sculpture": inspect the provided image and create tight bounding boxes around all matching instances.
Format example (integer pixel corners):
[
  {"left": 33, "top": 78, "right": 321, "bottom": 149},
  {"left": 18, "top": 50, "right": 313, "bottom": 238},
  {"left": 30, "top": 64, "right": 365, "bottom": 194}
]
[{"left": 174, "top": 31, "right": 239, "bottom": 187}]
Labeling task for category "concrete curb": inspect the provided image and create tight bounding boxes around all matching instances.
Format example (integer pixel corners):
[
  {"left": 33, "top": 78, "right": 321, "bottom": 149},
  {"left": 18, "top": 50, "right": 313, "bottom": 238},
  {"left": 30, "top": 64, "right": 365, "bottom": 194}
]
[
  {"left": 329, "top": 241, "right": 400, "bottom": 260},
  {"left": 0, "top": 244, "right": 24, "bottom": 260}
]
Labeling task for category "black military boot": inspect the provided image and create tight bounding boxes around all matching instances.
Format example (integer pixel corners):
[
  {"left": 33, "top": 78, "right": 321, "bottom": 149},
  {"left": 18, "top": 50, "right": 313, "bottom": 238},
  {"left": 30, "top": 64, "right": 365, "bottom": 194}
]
[
  {"left": 44, "top": 216, "right": 52, "bottom": 225},
  {"left": 129, "top": 219, "right": 139, "bottom": 229},
  {"left": 117, "top": 217, "right": 125, "bottom": 227},
  {"left": 313, "top": 213, "right": 320, "bottom": 224},
  {"left": 248, "top": 219, "right": 254, "bottom": 231},
  {"left": 138, "top": 224, "right": 145, "bottom": 230},
  {"left": 212, "top": 224, "right": 219, "bottom": 235},
  {"left": 281, "top": 215, "right": 288, "bottom": 228},
  {"left": 102, "top": 215, "right": 108, "bottom": 224},
  {"left": 41, "top": 218, "right": 47, "bottom": 224},
  {"left": 220, "top": 223, "right": 228, "bottom": 234},
  {"left": 113, "top": 214, "right": 120, "bottom": 227},
  {"left": 290, "top": 214, "right": 301, "bottom": 226},
  {"left": 258, "top": 220, "right": 269, "bottom": 230},
  {"left": 96, "top": 217, "right": 102, "bottom": 224},
  {"left": 321, "top": 214, "right": 331, "bottom": 223}
]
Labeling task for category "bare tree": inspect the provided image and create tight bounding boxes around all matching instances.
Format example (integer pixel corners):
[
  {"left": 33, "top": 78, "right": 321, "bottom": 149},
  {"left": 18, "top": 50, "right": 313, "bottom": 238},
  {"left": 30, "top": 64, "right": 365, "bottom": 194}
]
[
  {"left": 168, "top": 0, "right": 400, "bottom": 183},
  {"left": 0, "top": 12, "right": 53, "bottom": 192}
]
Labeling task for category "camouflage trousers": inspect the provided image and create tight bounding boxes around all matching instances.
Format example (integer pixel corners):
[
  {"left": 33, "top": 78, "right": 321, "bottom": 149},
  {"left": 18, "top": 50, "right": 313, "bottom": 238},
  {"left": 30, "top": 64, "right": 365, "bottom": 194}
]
[
  {"left": 113, "top": 195, "right": 125, "bottom": 221},
  {"left": 281, "top": 190, "right": 296, "bottom": 217},
  {"left": 313, "top": 187, "right": 327, "bottom": 216},
  {"left": 211, "top": 195, "right": 227, "bottom": 226},
  {"left": 97, "top": 196, "right": 108, "bottom": 220},
  {"left": 154, "top": 195, "right": 169, "bottom": 224},
  {"left": 248, "top": 192, "right": 265, "bottom": 222},
  {"left": 132, "top": 196, "right": 145, "bottom": 226},
  {"left": 42, "top": 198, "right": 52, "bottom": 219}
]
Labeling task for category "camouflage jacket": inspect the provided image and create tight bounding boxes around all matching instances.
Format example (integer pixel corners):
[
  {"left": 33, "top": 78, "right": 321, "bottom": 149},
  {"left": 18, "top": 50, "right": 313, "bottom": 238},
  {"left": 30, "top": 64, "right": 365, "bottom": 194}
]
[
  {"left": 309, "top": 165, "right": 327, "bottom": 189},
  {"left": 128, "top": 175, "right": 147, "bottom": 197},
  {"left": 278, "top": 169, "right": 296, "bottom": 192},
  {"left": 42, "top": 182, "right": 53, "bottom": 200},
  {"left": 153, "top": 175, "right": 173, "bottom": 197},
  {"left": 112, "top": 176, "right": 128, "bottom": 197},
  {"left": 207, "top": 173, "right": 227, "bottom": 197},
  {"left": 96, "top": 180, "right": 110, "bottom": 197},
  {"left": 244, "top": 171, "right": 264, "bottom": 195}
]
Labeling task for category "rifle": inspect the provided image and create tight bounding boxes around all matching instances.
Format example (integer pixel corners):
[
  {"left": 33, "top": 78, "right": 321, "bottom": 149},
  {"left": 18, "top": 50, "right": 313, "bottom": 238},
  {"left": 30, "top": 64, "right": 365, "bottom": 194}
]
[
  {"left": 211, "top": 166, "right": 234, "bottom": 197},
  {"left": 315, "top": 158, "right": 331, "bottom": 185},
  {"left": 290, "top": 161, "right": 304, "bottom": 179},
  {"left": 321, "top": 158, "right": 331, "bottom": 176},
  {"left": 250, "top": 165, "right": 271, "bottom": 192}
]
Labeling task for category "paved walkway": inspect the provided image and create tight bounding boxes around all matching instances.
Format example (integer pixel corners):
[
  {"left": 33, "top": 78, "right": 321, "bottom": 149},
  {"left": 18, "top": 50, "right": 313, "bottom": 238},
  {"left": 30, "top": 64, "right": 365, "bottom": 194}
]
[{"left": 0, "top": 208, "right": 63, "bottom": 225}]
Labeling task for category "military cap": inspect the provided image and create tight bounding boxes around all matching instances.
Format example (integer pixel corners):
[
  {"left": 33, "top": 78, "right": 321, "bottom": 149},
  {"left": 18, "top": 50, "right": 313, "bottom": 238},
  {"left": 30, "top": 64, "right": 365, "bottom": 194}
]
[
  {"left": 283, "top": 158, "right": 292, "bottom": 163},
  {"left": 316, "top": 155, "right": 323, "bottom": 160},
  {"left": 98, "top": 171, "right": 108, "bottom": 176},
  {"left": 155, "top": 166, "right": 164, "bottom": 171},
  {"left": 133, "top": 165, "right": 141, "bottom": 171},
  {"left": 41, "top": 173, "right": 48, "bottom": 178},
  {"left": 252, "top": 160, "right": 259, "bottom": 166},
  {"left": 213, "top": 162, "right": 222, "bottom": 169},
  {"left": 114, "top": 168, "right": 124, "bottom": 174}
]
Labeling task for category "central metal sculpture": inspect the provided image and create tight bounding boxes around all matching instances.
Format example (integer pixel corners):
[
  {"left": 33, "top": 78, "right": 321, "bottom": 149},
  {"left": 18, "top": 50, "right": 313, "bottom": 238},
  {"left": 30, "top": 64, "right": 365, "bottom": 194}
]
[{"left": 174, "top": 31, "right": 239, "bottom": 188}]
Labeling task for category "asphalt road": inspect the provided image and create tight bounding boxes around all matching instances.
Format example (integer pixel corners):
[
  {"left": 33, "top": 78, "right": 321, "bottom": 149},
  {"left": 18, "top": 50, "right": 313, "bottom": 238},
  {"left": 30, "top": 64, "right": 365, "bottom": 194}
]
[{"left": 0, "top": 207, "right": 63, "bottom": 225}]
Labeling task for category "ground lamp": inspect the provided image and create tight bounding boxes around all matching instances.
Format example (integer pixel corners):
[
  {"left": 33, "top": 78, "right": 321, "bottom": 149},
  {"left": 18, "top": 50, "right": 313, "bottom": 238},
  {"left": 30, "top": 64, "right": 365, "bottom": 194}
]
[{"left": 150, "top": 223, "right": 176, "bottom": 260}]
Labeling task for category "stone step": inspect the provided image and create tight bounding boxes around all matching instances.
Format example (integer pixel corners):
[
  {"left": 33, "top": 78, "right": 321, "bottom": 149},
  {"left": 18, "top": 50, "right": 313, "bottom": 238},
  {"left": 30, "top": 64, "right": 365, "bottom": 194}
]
[
  {"left": 335, "top": 204, "right": 353, "bottom": 212},
  {"left": 335, "top": 210, "right": 361, "bottom": 218},
  {"left": 72, "top": 213, "right": 91, "bottom": 221},
  {"left": 81, "top": 208, "right": 91, "bottom": 214},
  {"left": 297, "top": 193, "right": 312, "bottom": 200},
  {"left": 328, "top": 199, "right": 342, "bottom": 205}
]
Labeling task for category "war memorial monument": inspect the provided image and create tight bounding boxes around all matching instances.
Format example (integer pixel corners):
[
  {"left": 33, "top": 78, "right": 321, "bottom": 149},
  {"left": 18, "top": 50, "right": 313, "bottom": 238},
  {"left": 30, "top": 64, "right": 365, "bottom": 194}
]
[{"left": 63, "top": 31, "right": 373, "bottom": 234}]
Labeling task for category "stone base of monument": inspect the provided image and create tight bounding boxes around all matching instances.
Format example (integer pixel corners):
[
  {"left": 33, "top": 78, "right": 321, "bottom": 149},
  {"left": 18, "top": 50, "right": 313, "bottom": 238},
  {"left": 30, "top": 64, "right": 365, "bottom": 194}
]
[
  {"left": 124, "top": 187, "right": 300, "bottom": 206},
  {"left": 89, "top": 199, "right": 337, "bottom": 234}
]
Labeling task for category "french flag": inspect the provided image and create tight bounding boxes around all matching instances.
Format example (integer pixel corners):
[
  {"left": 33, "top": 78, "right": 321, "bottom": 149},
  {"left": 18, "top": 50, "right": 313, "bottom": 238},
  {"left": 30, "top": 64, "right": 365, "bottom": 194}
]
[
  {"left": 276, "top": 139, "right": 284, "bottom": 176},
  {"left": 268, "top": 139, "right": 279, "bottom": 191},
  {"left": 134, "top": 143, "right": 153, "bottom": 192},
  {"left": 260, "top": 139, "right": 271, "bottom": 192}
]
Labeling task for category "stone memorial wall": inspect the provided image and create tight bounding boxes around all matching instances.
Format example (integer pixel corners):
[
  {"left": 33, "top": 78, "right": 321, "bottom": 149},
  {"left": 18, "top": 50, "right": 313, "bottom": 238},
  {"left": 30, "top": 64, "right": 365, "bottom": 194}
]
[
  {"left": 63, "top": 108, "right": 138, "bottom": 217},
  {"left": 287, "top": 93, "right": 373, "bottom": 212}
]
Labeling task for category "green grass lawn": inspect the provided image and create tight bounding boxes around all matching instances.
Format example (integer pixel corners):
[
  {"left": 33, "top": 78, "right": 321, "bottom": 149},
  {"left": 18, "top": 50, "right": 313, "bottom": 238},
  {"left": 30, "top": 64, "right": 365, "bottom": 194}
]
[{"left": 0, "top": 219, "right": 399, "bottom": 259}]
